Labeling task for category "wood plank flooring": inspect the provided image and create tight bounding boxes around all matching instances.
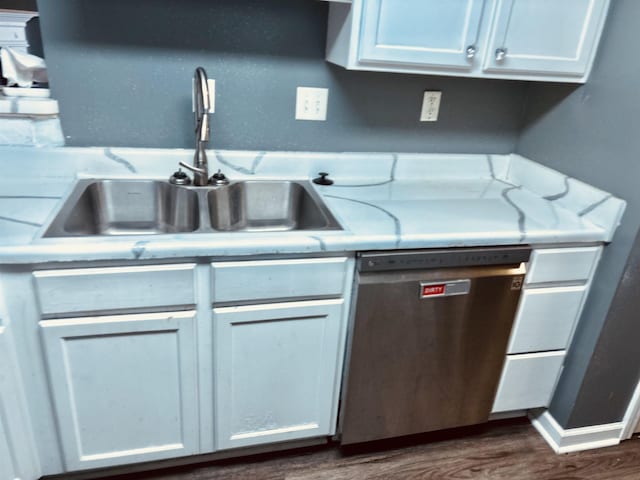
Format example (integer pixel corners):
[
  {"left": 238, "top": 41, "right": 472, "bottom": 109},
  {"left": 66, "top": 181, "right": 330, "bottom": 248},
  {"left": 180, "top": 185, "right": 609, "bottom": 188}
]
[{"left": 101, "top": 419, "right": 640, "bottom": 480}]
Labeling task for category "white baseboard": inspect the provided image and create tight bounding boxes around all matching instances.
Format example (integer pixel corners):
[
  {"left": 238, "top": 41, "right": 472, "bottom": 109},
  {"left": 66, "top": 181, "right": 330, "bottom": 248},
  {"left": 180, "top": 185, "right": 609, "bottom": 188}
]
[
  {"left": 620, "top": 378, "right": 640, "bottom": 440},
  {"left": 529, "top": 409, "right": 623, "bottom": 454}
]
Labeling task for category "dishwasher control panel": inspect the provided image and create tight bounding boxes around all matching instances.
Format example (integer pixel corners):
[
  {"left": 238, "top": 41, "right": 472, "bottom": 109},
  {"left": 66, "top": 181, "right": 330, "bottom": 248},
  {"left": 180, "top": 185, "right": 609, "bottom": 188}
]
[{"left": 358, "top": 246, "right": 531, "bottom": 273}]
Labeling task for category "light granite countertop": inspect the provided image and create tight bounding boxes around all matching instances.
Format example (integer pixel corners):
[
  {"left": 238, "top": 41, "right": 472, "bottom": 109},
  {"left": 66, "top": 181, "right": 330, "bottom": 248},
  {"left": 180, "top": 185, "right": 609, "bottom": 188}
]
[{"left": 0, "top": 147, "right": 626, "bottom": 264}]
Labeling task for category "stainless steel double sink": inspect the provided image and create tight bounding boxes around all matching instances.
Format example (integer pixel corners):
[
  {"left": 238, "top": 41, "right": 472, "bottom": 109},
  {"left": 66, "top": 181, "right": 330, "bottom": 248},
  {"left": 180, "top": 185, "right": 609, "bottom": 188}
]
[{"left": 43, "top": 179, "right": 342, "bottom": 237}]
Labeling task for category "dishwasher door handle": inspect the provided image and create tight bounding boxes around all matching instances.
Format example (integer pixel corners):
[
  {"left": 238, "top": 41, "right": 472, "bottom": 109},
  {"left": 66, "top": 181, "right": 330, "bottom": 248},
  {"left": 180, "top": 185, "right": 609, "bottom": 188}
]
[{"left": 420, "top": 279, "right": 471, "bottom": 298}]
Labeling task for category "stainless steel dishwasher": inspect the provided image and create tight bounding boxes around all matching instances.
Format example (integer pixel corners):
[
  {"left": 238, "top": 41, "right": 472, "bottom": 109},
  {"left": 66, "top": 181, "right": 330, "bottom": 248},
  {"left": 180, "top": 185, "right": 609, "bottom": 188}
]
[{"left": 339, "top": 246, "right": 531, "bottom": 445}]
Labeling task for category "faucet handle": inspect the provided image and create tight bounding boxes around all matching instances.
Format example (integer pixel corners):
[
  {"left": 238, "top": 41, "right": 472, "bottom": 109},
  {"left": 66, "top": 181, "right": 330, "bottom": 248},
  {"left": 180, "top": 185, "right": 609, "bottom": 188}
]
[
  {"left": 169, "top": 168, "right": 192, "bottom": 185},
  {"left": 209, "top": 169, "right": 230, "bottom": 186},
  {"left": 179, "top": 160, "right": 207, "bottom": 175}
]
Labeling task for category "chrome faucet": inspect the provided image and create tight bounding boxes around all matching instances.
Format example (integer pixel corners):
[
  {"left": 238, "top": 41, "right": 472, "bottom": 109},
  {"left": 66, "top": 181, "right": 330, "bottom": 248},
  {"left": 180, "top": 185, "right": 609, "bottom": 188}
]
[{"left": 179, "top": 67, "right": 211, "bottom": 186}]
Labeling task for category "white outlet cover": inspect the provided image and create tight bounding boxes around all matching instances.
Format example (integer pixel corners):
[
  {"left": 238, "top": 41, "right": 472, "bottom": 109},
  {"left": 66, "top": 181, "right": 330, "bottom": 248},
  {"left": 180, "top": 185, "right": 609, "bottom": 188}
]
[
  {"left": 420, "top": 91, "right": 441, "bottom": 122},
  {"left": 296, "top": 87, "right": 328, "bottom": 121},
  {"left": 192, "top": 78, "right": 216, "bottom": 113}
]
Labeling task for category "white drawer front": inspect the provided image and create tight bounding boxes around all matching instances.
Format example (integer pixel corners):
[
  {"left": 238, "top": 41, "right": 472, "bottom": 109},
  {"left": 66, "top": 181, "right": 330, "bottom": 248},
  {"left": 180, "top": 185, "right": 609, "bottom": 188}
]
[
  {"left": 34, "top": 264, "right": 196, "bottom": 316},
  {"left": 492, "top": 351, "right": 565, "bottom": 413},
  {"left": 508, "top": 285, "right": 587, "bottom": 354},
  {"left": 525, "top": 247, "right": 601, "bottom": 285},
  {"left": 212, "top": 257, "right": 348, "bottom": 304}
]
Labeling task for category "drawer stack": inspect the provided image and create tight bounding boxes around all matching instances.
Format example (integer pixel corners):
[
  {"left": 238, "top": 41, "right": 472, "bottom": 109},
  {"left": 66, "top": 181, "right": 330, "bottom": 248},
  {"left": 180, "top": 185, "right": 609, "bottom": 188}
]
[{"left": 492, "top": 246, "right": 602, "bottom": 413}]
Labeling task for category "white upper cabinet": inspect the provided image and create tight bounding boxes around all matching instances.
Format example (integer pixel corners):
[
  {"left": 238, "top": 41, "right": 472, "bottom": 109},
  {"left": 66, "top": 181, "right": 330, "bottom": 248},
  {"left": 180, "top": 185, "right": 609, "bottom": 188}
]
[
  {"left": 484, "top": 0, "right": 609, "bottom": 78},
  {"left": 358, "top": 0, "right": 487, "bottom": 70},
  {"left": 326, "top": 0, "right": 610, "bottom": 82}
]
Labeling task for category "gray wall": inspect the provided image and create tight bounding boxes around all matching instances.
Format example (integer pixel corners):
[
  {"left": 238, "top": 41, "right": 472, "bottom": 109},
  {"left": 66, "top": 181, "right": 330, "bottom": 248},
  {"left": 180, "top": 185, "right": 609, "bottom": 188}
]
[
  {"left": 517, "top": 0, "right": 640, "bottom": 428},
  {"left": 36, "top": 0, "right": 526, "bottom": 152},
  {"left": 36, "top": 0, "right": 640, "bottom": 429}
]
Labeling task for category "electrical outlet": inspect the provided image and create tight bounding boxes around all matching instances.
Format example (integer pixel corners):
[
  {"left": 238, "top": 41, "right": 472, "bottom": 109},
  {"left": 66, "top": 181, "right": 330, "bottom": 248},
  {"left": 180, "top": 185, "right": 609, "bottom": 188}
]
[
  {"left": 420, "top": 91, "right": 441, "bottom": 122},
  {"left": 296, "top": 87, "right": 328, "bottom": 121},
  {"left": 192, "top": 78, "right": 216, "bottom": 113}
]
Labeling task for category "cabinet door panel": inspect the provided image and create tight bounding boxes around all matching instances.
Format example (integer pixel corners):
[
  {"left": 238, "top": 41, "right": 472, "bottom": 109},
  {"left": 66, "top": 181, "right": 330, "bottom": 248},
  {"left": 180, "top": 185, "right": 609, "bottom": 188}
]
[
  {"left": 214, "top": 300, "right": 344, "bottom": 450},
  {"left": 359, "top": 0, "right": 487, "bottom": 69},
  {"left": 0, "top": 415, "right": 14, "bottom": 480},
  {"left": 0, "top": 325, "right": 40, "bottom": 480},
  {"left": 0, "top": 328, "right": 19, "bottom": 480},
  {"left": 40, "top": 311, "right": 198, "bottom": 471},
  {"left": 484, "top": 0, "right": 608, "bottom": 76}
]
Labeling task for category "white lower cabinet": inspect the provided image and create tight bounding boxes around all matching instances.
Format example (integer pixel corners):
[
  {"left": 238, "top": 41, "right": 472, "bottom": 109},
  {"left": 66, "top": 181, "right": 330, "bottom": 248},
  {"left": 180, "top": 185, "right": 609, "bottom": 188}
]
[
  {"left": 0, "top": 412, "right": 14, "bottom": 480},
  {"left": 39, "top": 311, "right": 199, "bottom": 471},
  {"left": 25, "top": 257, "right": 353, "bottom": 474},
  {"left": 0, "top": 322, "right": 40, "bottom": 480},
  {"left": 0, "top": 327, "right": 18, "bottom": 480},
  {"left": 0, "top": 326, "right": 37, "bottom": 480},
  {"left": 214, "top": 299, "right": 345, "bottom": 450}
]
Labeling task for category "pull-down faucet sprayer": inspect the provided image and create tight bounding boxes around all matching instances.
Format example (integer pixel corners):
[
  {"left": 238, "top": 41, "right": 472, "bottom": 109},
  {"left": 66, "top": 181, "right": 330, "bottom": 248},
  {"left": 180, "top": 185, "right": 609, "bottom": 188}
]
[{"left": 179, "top": 67, "right": 213, "bottom": 186}]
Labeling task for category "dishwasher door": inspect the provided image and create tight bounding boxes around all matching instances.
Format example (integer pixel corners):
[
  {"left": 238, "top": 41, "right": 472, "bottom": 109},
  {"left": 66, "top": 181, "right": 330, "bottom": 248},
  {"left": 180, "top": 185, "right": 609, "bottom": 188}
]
[{"left": 340, "top": 262, "right": 526, "bottom": 445}]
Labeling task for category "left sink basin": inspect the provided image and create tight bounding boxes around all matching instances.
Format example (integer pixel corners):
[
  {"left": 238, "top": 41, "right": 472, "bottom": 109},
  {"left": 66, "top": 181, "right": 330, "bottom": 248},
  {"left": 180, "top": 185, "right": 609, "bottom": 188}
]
[{"left": 44, "top": 179, "right": 200, "bottom": 237}]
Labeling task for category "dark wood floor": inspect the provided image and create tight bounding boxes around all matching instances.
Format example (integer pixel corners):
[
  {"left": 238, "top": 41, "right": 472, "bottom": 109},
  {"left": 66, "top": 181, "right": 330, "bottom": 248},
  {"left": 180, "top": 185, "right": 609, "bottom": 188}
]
[{"left": 103, "top": 419, "right": 640, "bottom": 480}]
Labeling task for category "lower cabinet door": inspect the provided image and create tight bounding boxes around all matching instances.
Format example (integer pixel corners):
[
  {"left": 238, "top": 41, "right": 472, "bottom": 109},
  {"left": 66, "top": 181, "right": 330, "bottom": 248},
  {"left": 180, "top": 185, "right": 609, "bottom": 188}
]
[
  {"left": 0, "top": 328, "right": 21, "bottom": 480},
  {"left": 214, "top": 299, "right": 345, "bottom": 450},
  {"left": 0, "top": 326, "right": 40, "bottom": 480},
  {"left": 0, "top": 414, "right": 14, "bottom": 480},
  {"left": 39, "top": 311, "right": 199, "bottom": 471}
]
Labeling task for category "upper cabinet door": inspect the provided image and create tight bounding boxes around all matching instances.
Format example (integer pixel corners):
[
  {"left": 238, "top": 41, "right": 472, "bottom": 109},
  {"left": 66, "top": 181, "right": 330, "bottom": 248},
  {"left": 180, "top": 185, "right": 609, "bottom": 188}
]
[
  {"left": 358, "top": 0, "right": 488, "bottom": 69},
  {"left": 484, "top": 0, "right": 609, "bottom": 77}
]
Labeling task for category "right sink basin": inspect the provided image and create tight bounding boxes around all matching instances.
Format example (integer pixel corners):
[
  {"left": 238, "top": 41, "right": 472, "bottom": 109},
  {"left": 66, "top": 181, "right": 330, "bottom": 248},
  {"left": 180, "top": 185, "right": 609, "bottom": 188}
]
[{"left": 208, "top": 180, "right": 342, "bottom": 232}]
